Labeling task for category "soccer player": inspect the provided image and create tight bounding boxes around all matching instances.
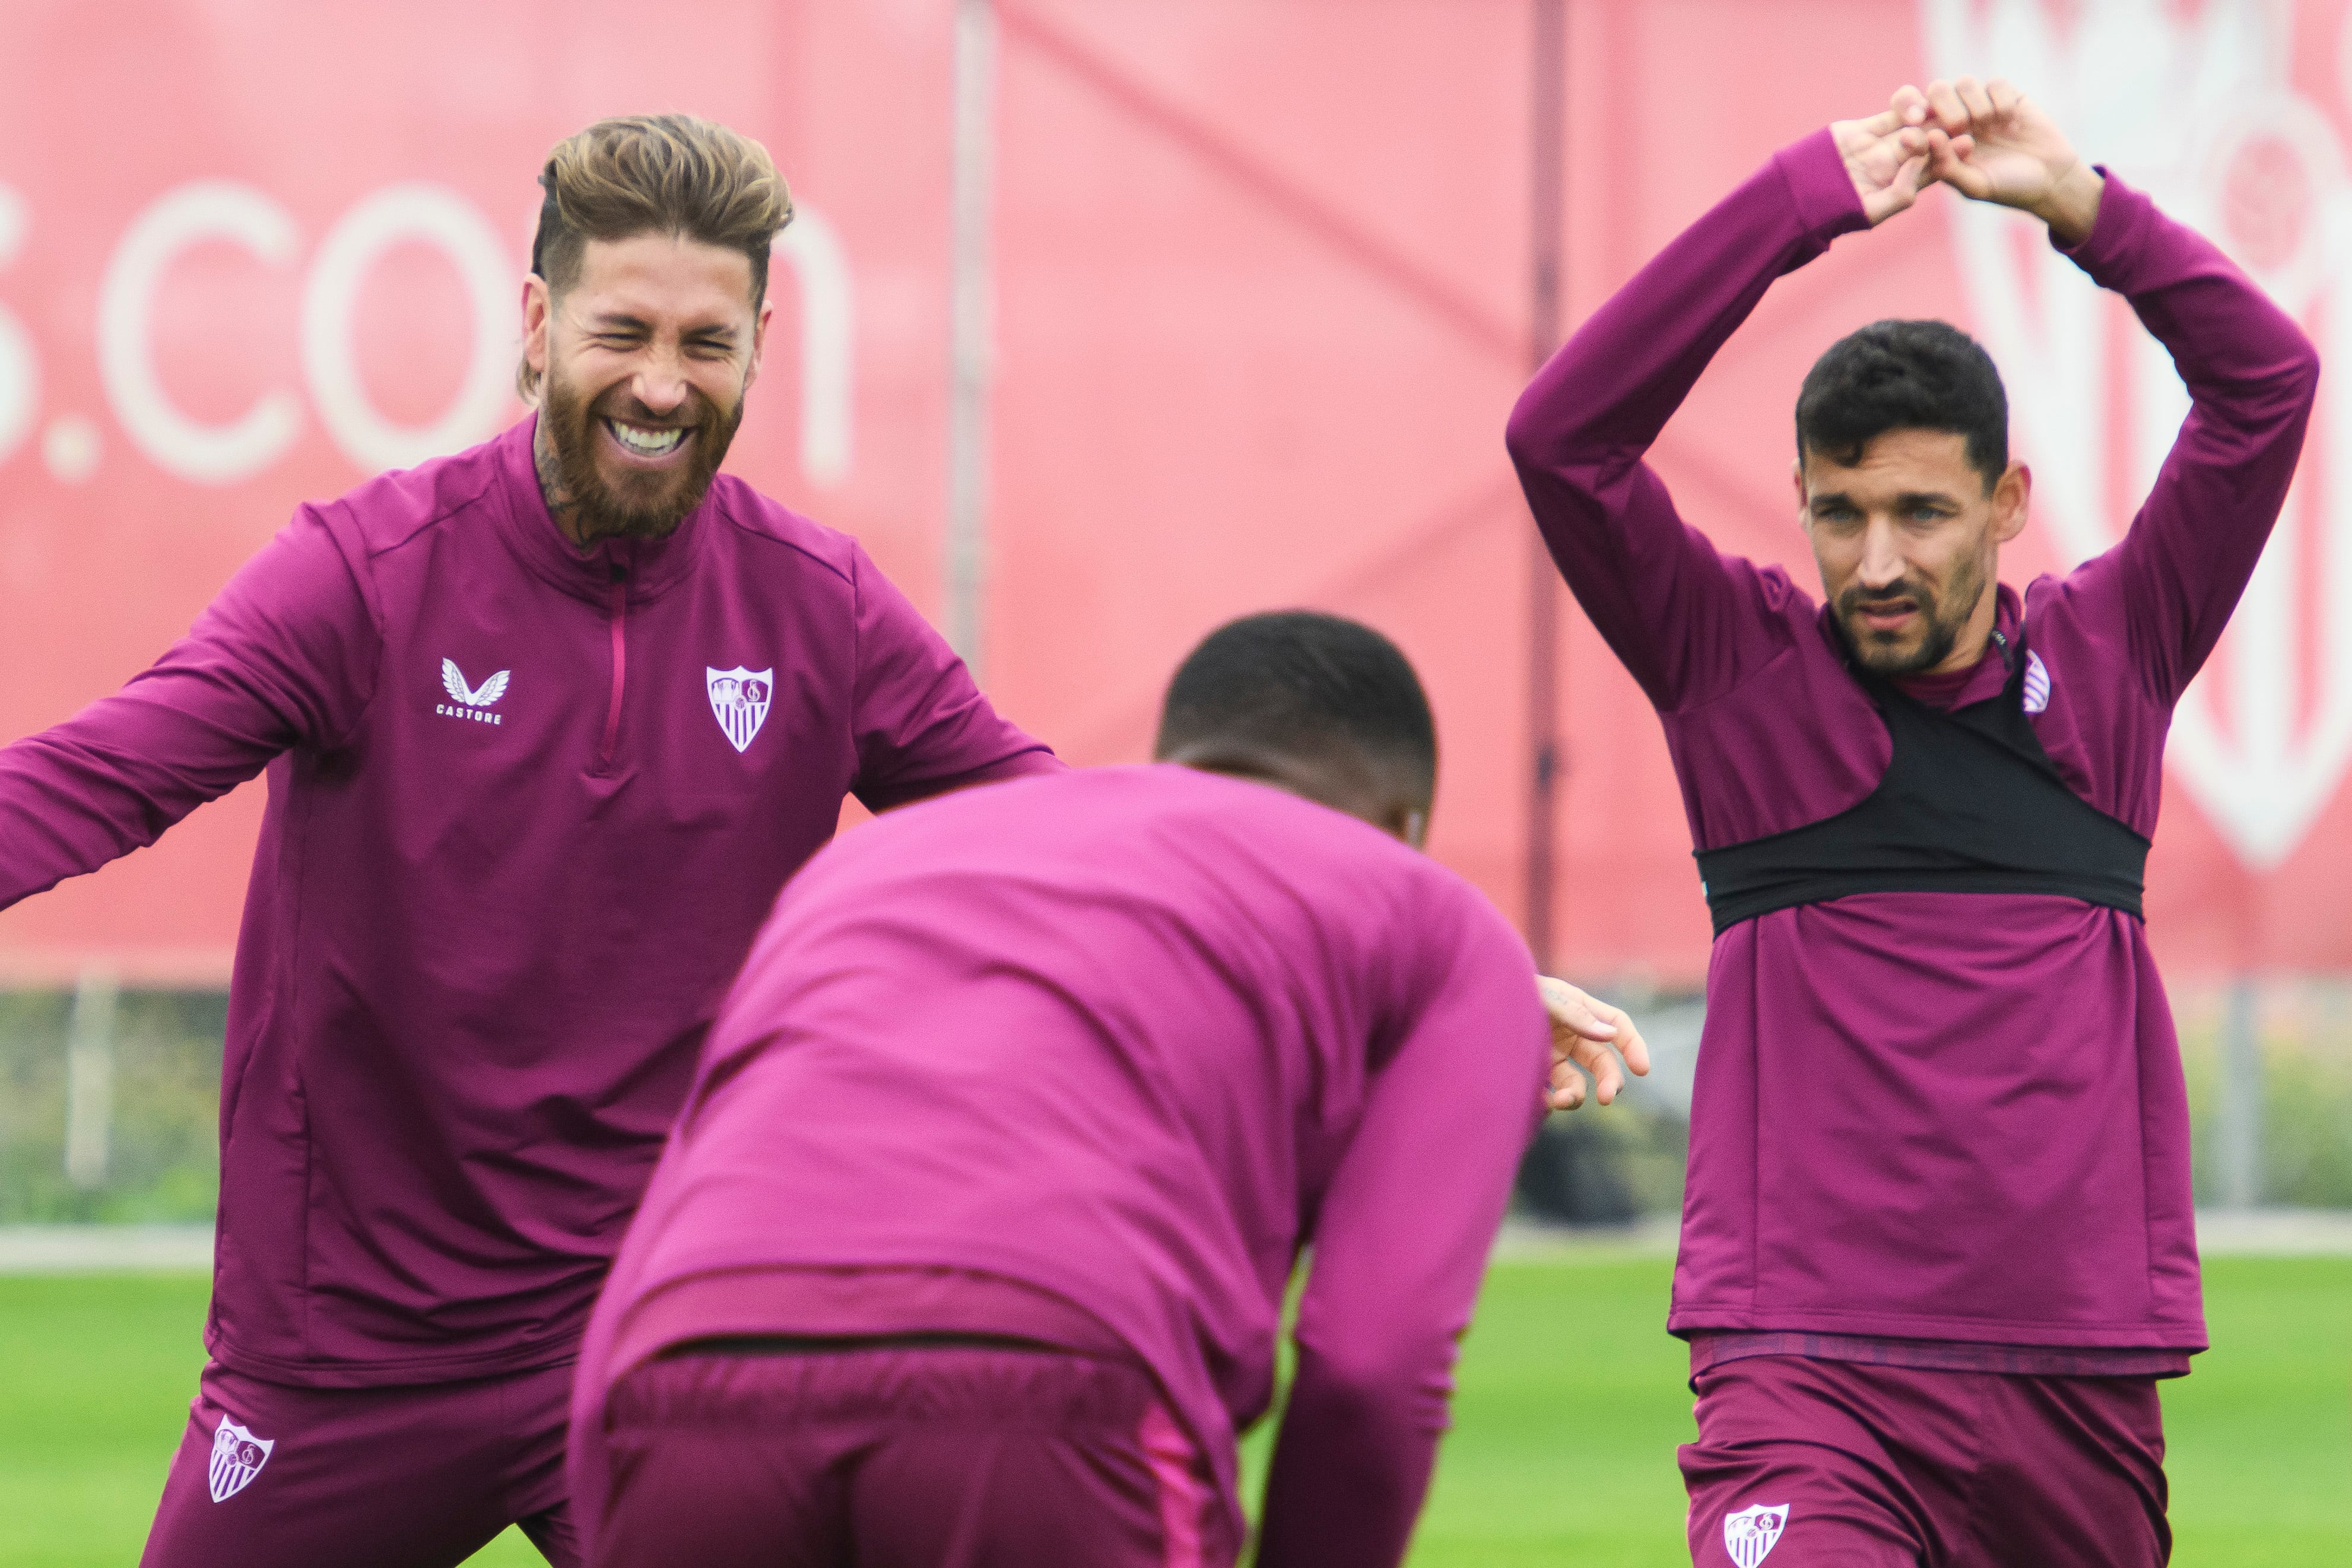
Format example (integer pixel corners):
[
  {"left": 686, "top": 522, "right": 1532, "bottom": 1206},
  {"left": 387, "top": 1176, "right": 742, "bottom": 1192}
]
[
  {"left": 0, "top": 116, "right": 1061, "bottom": 1567},
  {"left": 1506, "top": 80, "right": 2318, "bottom": 1565},
  {"left": 566, "top": 611, "right": 1650, "bottom": 1568}
]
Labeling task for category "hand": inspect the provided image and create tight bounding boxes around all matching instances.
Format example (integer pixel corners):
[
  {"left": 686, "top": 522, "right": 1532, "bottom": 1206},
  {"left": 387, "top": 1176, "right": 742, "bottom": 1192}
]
[
  {"left": 1830, "top": 97, "right": 1932, "bottom": 227},
  {"left": 1538, "top": 976, "right": 1650, "bottom": 1111},
  {"left": 1906, "top": 76, "right": 2103, "bottom": 243}
]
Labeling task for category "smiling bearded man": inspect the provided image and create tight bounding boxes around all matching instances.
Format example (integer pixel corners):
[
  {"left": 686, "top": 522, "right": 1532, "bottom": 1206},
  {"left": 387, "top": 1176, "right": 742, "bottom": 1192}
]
[{"left": 0, "top": 114, "right": 1062, "bottom": 1568}]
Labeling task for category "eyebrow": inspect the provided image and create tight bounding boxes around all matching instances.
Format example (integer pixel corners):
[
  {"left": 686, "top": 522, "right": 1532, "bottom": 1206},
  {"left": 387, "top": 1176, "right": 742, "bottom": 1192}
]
[{"left": 1807, "top": 490, "right": 1961, "bottom": 511}]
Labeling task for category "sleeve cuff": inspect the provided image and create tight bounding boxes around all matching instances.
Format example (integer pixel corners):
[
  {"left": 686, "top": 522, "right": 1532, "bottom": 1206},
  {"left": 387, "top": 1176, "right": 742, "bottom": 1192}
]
[
  {"left": 1775, "top": 126, "right": 1872, "bottom": 243},
  {"left": 2049, "top": 165, "right": 2156, "bottom": 283}
]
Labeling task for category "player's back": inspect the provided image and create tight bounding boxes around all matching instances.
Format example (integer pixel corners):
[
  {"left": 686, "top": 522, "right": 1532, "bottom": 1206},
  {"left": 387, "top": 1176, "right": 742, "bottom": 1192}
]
[{"left": 590, "top": 761, "right": 1544, "bottom": 1478}]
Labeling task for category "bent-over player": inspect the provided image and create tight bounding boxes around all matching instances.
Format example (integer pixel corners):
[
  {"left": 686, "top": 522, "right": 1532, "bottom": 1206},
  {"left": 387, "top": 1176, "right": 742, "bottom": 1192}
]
[
  {"left": 1506, "top": 79, "right": 2318, "bottom": 1565},
  {"left": 567, "top": 612, "right": 1649, "bottom": 1568},
  {"left": 0, "top": 116, "right": 1060, "bottom": 1567}
]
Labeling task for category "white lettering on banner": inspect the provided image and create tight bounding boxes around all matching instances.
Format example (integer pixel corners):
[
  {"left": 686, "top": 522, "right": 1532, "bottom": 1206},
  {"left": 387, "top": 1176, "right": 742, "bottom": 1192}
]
[
  {"left": 773, "top": 207, "right": 855, "bottom": 488},
  {"left": 98, "top": 180, "right": 304, "bottom": 484},
  {"left": 303, "top": 183, "right": 514, "bottom": 472},
  {"left": 59, "top": 181, "right": 857, "bottom": 491},
  {"left": 1923, "top": 0, "right": 2352, "bottom": 871},
  {"left": 0, "top": 185, "right": 36, "bottom": 470}
]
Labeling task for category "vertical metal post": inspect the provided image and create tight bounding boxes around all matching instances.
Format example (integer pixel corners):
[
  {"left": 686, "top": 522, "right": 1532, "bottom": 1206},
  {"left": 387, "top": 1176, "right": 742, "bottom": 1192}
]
[
  {"left": 64, "top": 966, "right": 119, "bottom": 1189},
  {"left": 945, "top": 0, "right": 1001, "bottom": 675},
  {"left": 2216, "top": 976, "right": 2264, "bottom": 1210},
  {"left": 1525, "top": 0, "right": 1568, "bottom": 970}
]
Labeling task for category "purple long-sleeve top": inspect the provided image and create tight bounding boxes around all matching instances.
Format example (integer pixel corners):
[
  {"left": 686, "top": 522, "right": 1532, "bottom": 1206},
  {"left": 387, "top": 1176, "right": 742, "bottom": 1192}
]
[
  {"left": 567, "top": 764, "right": 1552, "bottom": 1568},
  {"left": 0, "top": 417, "right": 1058, "bottom": 1384},
  {"left": 1506, "top": 130, "right": 2318, "bottom": 1354}
]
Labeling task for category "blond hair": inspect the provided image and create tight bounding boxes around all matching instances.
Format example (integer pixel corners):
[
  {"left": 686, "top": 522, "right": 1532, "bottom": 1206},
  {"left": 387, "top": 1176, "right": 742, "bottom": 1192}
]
[{"left": 519, "top": 113, "right": 793, "bottom": 400}]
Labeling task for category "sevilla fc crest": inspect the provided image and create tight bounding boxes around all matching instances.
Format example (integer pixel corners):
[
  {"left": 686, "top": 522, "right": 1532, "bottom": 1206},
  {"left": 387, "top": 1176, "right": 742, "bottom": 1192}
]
[
  {"left": 1722, "top": 1502, "right": 1789, "bottom": 1567},
  {"left": 706, "top": 666, "right": 775, "bottom": 754},
  {"left": 208, "top": 1418, "right": 274, "bottom": 1503}
]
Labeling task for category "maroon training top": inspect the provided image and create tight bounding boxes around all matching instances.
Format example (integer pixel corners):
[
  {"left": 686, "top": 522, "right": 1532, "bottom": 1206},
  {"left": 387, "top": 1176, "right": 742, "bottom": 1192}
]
[
  {"left": 569, "top": 764, "right": 1552, "bottom": 1568},
  {"left": 0, "top": 416, "right": 1058, "bottom": 1384},
  {"left": 1506, "top": 129, "right": 2318, "bottom": 1360}
]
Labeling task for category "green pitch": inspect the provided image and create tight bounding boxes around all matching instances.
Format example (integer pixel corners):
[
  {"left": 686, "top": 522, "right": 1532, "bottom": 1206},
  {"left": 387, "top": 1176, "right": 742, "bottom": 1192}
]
[{"left": 2, "top": 1255, "right": 2344, "bottom": 1566}]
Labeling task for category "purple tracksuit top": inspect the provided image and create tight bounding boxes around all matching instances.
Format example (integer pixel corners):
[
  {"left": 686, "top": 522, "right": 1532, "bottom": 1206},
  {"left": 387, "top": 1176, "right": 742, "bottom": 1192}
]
[
  {"left": 1506, "top": 131, "right": 2319, "bottom": 1353},
  {"left": 0, "top": 417, "right": 1056, "bottom": 1384},
  {"left": 569, "top": 764, "right": 1553, "bottom": 1568}
]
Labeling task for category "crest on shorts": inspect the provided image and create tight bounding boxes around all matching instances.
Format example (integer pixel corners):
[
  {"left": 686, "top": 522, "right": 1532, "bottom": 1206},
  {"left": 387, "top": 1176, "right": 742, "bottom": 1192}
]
[
  {"left": 208, "top": 1418, "right": 274, "bottom": 1503},
  {"left": 1723, "top": 1502, "right": 1789, "bottom": 1566},
  {"left": 706, "top": 666, "right": 775, "bottom": 754},
  {"left": 1925, "top": 0, "right": 2352, "bottom": 870}
]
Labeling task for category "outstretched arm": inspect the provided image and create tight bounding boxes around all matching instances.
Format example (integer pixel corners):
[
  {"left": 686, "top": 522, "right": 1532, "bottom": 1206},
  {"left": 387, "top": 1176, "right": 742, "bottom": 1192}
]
[
  {"left": 1255, "top": 905, "right": 1549, "bottom": 1568},
  {"left": 1504, "top": 103, "right": 1927, "bottom": 712},
  {"left": 845, "top": 542, "right": 1062, "bottom": 811},
  {"left": 1918, "top": 76, "right": 2321, "bottom": 702},
  {"left": 0, "top": 510, "right": 378, "bottom": 910}
]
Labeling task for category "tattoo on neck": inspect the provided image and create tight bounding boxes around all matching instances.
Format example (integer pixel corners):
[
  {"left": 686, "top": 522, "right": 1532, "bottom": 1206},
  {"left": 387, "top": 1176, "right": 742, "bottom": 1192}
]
[{"left": 533, "top": 422, "right": 575, "bottom": 525}]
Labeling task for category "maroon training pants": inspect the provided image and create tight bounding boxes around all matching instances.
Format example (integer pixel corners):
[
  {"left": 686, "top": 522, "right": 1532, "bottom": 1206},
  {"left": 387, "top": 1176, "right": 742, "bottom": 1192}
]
[
  {"left": 592, "top": 1342, "right": 1232, "bottom": 1568},
  {"left": 1680, "top": 1354, "right": 2170, "bottom": 1566}
]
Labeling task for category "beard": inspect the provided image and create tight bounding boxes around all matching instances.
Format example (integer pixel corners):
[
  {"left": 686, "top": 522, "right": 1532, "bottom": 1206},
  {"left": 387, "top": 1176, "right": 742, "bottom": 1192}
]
[
  {"left": 539, "top": 361, "right": 745, "bottom": 545},
  {"left": 1836, "top": 552, "right": 1983, "bottom": 677}
]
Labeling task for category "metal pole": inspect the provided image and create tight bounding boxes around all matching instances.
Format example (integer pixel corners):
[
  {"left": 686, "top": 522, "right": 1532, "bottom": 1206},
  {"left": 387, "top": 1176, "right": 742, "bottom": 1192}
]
[
  {"left": 2217, "top": 976, "right": 2264, "bottom": 1210},
  {"left": 945, "top": 0, "right": 1000, "bottom": 675},
  {"left": 1525, "top": 0, "right": 1568, "bottom": 969},
  {"left": 64, "top": 966, "right": 119, "bottom": 1189}
]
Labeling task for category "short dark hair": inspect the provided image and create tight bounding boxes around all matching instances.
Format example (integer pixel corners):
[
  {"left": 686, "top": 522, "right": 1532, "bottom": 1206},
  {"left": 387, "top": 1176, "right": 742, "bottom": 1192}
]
[
  {"left": 1795, "top": 319, "right": 2009, "bottom": 490},
  {"left": 1154, "top": 611, "right": 1437, "bottom": 799}
]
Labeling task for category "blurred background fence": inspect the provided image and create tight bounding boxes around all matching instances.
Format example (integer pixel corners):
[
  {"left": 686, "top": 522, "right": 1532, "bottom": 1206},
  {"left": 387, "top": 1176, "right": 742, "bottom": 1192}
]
[{"left": 5, "top": 976, "right": 2348, "bottom": 1226}]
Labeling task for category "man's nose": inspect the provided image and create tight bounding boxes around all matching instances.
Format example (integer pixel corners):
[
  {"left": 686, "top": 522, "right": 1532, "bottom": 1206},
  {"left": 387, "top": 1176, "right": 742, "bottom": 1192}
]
[
  {"left": 1855, "top": 520, "right": 1906, "bottom": 589},
  {"left": 631, "top": 350, "right": 691, "bottom": 415}
]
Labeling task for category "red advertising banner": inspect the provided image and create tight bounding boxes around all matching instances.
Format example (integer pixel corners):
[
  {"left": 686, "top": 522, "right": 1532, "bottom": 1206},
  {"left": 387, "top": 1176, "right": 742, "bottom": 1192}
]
[{"left": 1, "top": 0, "right": 2346, "bottom": 986}]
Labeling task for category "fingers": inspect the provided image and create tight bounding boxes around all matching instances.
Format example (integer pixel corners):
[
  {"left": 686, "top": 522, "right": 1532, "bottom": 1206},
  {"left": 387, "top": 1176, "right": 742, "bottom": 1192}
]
[
  {"left": 1538, "top": 975, "right": 1618, "bottom": 1042},
  {"left": 1889, "top": 83, "right": 1928, "bottom": 127},
  {"left": 1545, "top": 1056, "right": 1587, "bottom": 1112},
  {"left": 1925, "top": 127, "right": 1986, "bottom": 196},
  {"left": 1923, "top": 77, "right": 1967, "bottom": 134},
  {"left": 1536, "top": 975, "right": 1651, "bottom": 1110},
  {"left": 1957, "top": 76, "right": 1997, "bottom": 126},
  {"left": 1987, "top": 77, "right": 2022, "bottom": 115}
]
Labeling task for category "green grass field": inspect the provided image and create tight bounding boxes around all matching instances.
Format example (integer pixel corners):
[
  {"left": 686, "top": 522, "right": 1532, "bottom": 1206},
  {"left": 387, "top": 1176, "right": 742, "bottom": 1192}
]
[{"left": 2, "top": 1255, "right": 2344, "bottom": 1566}]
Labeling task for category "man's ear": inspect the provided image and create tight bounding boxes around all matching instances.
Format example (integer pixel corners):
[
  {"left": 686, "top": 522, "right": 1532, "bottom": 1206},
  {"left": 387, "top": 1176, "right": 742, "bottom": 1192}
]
[
  {"left": 742, "top": 297, "right": 776, "bottom": 394},
  {"left": 520, "top": 275, "right": 552, "bottom": 396},
  {"left": 1792, "top": 456, "right": 1811, "bottom": 529},
  {"left": 1991, "top": 460, "right": 2031, "bottom": 545}
]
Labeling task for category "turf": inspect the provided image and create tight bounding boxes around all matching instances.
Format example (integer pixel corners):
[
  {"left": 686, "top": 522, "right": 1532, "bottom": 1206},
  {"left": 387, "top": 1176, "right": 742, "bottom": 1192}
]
[{"left": 1, "top": 1255, "right": 2343, "bottom": 1566}]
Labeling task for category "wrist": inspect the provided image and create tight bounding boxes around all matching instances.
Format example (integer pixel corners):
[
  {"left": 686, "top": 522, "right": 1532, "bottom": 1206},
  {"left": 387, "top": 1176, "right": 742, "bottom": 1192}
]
[{"left": 2032, "top": 162, "right": 2105, "bottom": 246}]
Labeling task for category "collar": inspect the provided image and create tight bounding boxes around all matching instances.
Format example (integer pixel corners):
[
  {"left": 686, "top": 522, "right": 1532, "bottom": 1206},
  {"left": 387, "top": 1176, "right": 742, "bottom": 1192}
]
[{"left": 488, "top": 414, "right": 713, "bottom": 606}]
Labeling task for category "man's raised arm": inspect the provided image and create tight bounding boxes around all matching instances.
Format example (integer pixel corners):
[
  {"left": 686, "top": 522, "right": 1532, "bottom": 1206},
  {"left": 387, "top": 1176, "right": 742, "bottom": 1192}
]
[
  {"left": 1913, "top": 76, "right": 2323, "bottom": 704},
  {"left": 1504, "top": 104, "right": 1928, "bottom": 712},
  {"left": 0, "top": 509, "right": 376, "bottom": 909}
]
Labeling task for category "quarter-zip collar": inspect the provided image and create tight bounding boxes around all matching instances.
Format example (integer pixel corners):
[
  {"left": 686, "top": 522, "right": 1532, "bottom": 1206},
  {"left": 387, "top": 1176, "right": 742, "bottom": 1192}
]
[{"left": 488, "top": 415, "right": 711, "bottom": 607}]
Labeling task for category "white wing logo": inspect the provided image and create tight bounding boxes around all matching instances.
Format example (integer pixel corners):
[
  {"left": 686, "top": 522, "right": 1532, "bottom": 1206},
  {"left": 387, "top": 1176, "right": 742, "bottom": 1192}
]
[{"left": 441, "top": 659, "right": 510, "bottom": 709}]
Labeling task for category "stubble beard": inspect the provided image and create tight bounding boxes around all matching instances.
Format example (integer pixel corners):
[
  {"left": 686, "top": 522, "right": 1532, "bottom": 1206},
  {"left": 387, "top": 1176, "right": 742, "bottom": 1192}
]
[
  {"left": 1838, "top": 552, "right": 1983, "bottom": 678},
  {"left": 537, "top": 361, "right": 745, "bottom": 546}
]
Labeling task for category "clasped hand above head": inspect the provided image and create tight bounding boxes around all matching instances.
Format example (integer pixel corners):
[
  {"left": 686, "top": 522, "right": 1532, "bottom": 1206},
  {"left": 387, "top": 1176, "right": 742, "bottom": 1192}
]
[
  {"left": 1833, "top": 75, "right": 2105, "bottom": 243},
  {"left": 1538, "top": 976, "right": 1650, "bottom": 1112}
]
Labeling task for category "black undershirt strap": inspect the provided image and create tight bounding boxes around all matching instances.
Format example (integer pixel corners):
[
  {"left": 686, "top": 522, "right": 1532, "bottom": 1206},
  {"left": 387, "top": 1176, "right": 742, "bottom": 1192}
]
[{"left": 1694, "top": 631, "right": 2148, "bottom": 937}]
